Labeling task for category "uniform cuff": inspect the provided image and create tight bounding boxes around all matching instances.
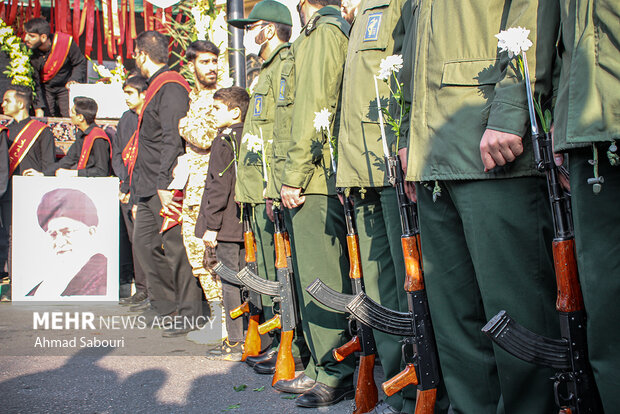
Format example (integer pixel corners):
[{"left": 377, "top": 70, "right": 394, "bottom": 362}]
[{"left": 486, "top": 100, "right": 529, "bottom": 138}]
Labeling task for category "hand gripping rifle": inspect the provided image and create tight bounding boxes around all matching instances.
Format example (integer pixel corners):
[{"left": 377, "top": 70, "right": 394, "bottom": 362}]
[
  {"left": 212, "top": 204, "right": 263, "bottom": 361},
  {"left": 236, "top": 206, "right": 299, "bottom": 385},
  {"left": 306, "top": 192, "right": 379, "bottom": 414},
  {"left": 481, "top": 52, "right": 602, "bottom": 414}
]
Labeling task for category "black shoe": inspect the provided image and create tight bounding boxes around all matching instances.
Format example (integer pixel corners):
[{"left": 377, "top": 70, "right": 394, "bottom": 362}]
[
  {"left": 253, "top": 354, "right": 277, "bottom": 375},
  {"left": 129, "top": 298, "right": 151, "bottom": 312},
  {"left": 246, "top": 348, "right": 277, "bottom": 368},
  {"left": 162, "top": 326, "right": 195, "bottom": 338},
  {"left": 295, "top": 382, "right": 354, "bottom": 408},
  {"left": 119, "top": 291, "right": 148, "bottom": 306},
  {"left": 273, "top": 373, "right": 316, "bottom": 394}
]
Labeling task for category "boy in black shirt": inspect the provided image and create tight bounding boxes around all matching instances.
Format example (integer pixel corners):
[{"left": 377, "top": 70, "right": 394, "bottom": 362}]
[{"left": 196, "top": 86, "right": 249, "bottom": 360}]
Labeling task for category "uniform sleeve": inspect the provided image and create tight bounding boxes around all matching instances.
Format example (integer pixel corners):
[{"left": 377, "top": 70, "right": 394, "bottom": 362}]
[
  {"left": 111, "top": 115, "right": 129, "bottom": 181},
  {"left": 202, "top": 135, "right": 235, "bottom": 232},
  {"left": 281, "top": 25, "right": 348, "bottom": 190},
  {"left": 486, "top": 1, "right": 560, "bottom": 137},
  {"left": 77, "top": 138, "right": 110, "bottom": 177},
  {"left": 68, "top": 41, "right": 87, "bottom": 83},
  {"left": 157, "top": 83, "right": 190, "bottom": 191}
]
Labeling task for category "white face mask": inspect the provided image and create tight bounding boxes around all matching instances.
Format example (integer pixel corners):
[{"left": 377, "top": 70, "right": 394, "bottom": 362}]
[{"left": 243, "top": 26, "right": 266, "bottom": 57}]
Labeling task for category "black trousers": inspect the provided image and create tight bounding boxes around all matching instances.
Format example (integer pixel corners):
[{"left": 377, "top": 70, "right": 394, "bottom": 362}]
[
  {"left": 216, "top": 241, "right": 245, "bottom": 343},
  {"left": 133, "top": 195, "right": 202, "bottom": 318},
  {"left": 44, "top": 86, "right": 70, "bottom": 118},
  {"left": 120, "top": 202, "right": 147, "bottom": 294}
]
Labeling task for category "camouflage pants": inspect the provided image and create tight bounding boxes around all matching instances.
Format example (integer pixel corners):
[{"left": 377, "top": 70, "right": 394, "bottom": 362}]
[{"left": 182, "top": 176, "right": 222, "bottom": 302}]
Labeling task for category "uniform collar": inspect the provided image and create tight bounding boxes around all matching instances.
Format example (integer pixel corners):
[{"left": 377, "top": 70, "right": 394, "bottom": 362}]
[{"left": 262, "top": 42, "right": 290, "bottom": 68}]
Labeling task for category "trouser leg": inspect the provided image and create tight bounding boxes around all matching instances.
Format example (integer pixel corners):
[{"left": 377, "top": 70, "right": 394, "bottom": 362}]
[
  {"left": 284, "top": 194, "right": 354, "bottom": 388},
  {"left": 569, "top": 145, "right": 620, "bottom": 412},
  {"left": 216, "top": 241, "right": 245, "bottom": 343},
  {"left": 55, "top": 87, "right": 70, "bottom": 118},
  {"left": 133, "top": 196, "right": 175, "bottom": 315},
  {"left": 416, "top": 178, "right": 558, "bottom": 414},
  {"left": 121, "top": 202, "right": 146, "bottom": 294}
]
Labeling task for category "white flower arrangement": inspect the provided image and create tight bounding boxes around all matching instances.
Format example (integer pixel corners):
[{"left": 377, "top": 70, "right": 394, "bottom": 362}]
[
  {"left": 495, "top": 27, "right": 533, "bottom": 59},
  {"left": 377, "top": 54, "right": 403, "bottom": 81},
  {"left": 88, "top": 56, "right": 127, "bottom": 84},
  {"left": 313, "top": 107, "right": 338, "bottom": 173},
  {"left": 243, "top": 132, "right": 263, "bottom": 153},
  {"left": 0, "top": 18, "right": 35, "bottom": 90}
]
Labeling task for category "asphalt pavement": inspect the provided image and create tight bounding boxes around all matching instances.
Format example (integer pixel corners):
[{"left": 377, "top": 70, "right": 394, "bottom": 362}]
[{"left": 0, "top": 302, "right": 389, "bottom": 413}]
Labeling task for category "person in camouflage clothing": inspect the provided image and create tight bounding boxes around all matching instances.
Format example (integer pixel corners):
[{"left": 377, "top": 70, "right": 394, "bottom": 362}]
[{"left": 177, "top": 40, "right": 222, "bottom": 302}]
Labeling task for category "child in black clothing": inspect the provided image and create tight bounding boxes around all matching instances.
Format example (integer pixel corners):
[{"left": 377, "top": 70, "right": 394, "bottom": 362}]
[{"left": 195, "top": 86, "right": 250, "bottom": 361}]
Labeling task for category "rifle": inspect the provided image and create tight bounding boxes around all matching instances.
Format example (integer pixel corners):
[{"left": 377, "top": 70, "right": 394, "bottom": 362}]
[
  {"left": 306, "top": 193, "right": 379, "bottom": 413},
  {"left": 481, "top": 52, "right": 602, "bottom": 414},
  {"left": 236, "top": 206, "right": 298, "bottom": 386},
  {"left": 212, "top": 205, "right": 263, "bottom": 361}
]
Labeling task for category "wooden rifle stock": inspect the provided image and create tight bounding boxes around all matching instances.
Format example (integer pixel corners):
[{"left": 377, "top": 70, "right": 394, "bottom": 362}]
[
  {"left": 242, "top": 314, "right": 261, "bottom": 361},
  {"left": 414, "top": 389, "right": 438, "bottom": 414},
  {"left": 333, "top": 335, "right": 361, "bottom": 362},
  {"left": 271, "top": 329, "right": 296, "bottom": 385},
  {"left": 402, "top": 234, "right": 424, "bottom": 292},
  {"left": 355, "top": 353, "right": 379, "bottom": 414},
  {"left": 258, "top": 314, "right": 281, "bottom": 335}
]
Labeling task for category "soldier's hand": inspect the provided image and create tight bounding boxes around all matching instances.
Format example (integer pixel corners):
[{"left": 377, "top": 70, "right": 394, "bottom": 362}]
[
  {"left": 158, "top": 189, "right": 182, "bottom": 216},
  {"left": 281, "top": 185, "right": 305, "bottom": 209},
  {"left": 34, "top": 108, "right": 44, "bottom": 118},
  {"left": 131, "top": 205, "right": 138, "bottom": 220},
  {"left": 551, "top": 125, "right": 571, "bottom": 191},
  {"left": 265, "top": 199, "right": 275, "bottom": 222},
  {"left": 202, "top": 230, "right": 218, "bottom": 248},
  {"left": 398, "top": 148, "right": 417, "bottom": 202},
  {"left": 480, "top": 129, "right": 523, "bottom": 171}
]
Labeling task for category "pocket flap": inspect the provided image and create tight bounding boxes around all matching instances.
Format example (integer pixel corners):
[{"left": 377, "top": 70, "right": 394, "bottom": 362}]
[{"left": 441, "top": 59, "right": 500, "bottom": 86}]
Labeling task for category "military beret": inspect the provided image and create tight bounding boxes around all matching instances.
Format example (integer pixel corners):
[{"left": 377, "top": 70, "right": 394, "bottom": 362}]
[
  {"left": 228, "top": 0, "right": 293, "bottom": 28},
  {"left": 37, "top": 188, "right": 99, "bottom": 231}
]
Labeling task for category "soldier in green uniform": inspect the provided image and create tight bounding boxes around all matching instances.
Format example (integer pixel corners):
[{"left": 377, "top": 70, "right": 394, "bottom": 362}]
[
  {"left": 335, "top": 0, "right": 417, "bottom": 412},
  {"left": 228, "top": 0, "right": 310, "bottom": 375},
  {"left": 270, "top": 0, "right": 355, "bottom": 408},
  {"left": 403, "top": 1, "right": 561, "bottom": 413},
  {"left": 553, "top": 1, "right": 620, "bottom": 410}
]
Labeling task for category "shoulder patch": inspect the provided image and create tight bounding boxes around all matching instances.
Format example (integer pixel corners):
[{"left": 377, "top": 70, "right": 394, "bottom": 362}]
[
  {"left": 253, "top": 95, "right": 263, "bottom": 116},
  {"left": 278, "top": 79, "right": 286, "bottom": 101},
  {"left": 364, "top": 12, "right": 382, "bottom": 42}
]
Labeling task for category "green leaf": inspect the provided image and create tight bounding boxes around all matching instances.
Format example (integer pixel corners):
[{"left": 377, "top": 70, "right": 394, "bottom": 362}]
[
  {"left": 252, "top": 386, "right": 265, "bottom": 392},
  {"left": 281, "top": 394, "right": 297, "bottom": 399},
  {"left": 233, "top": 384, "right": 247, "bottom": 392},
  {"left": 224, "top": 403, "right": 241, "bottom": 410}
]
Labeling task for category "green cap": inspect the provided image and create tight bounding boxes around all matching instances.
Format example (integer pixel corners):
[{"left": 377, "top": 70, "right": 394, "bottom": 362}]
[{"left": 228, "top": 0, "right": 293, "bottom": 28}]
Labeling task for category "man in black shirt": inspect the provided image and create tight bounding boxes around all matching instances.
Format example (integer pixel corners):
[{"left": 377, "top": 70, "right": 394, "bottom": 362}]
[
  {"left": 113, "top": 75, "right": 148, "bottom": 306},
  {"left": 24, "top": 18, "right": 86, "bottom": 117},
  {"left": 129, "top": 31, "right": 202, "bottom": 337},
  {"left": 36, "top": 96, "right": 111, "bottom": 177},
  {"left": 0, "top": 85, "right": 55, "bottom": 276}
]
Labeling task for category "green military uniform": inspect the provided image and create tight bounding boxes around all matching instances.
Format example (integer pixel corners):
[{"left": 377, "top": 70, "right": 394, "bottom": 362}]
[
  {"left": 554, "top": 1, "right": 620, "bottom": 410},
  {"left": 336, "top": 0, "right": 416, "bottom": 411},
  {"left": 405, "top": 1, "right": 561, "bottom": 413},
  {"left": 236, "top": 42, "right": 309, "bottom": 360},
  {"left": 271, "top": 6, "right": 355, "bottom": 388}
]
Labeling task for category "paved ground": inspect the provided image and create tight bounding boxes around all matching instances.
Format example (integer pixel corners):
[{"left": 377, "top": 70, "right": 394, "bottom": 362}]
[{"left": 0, "top": 302, "right": 389, "bottom": 413}]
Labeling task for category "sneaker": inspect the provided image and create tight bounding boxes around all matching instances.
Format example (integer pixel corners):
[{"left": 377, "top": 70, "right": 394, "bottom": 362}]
[
  {"left": 206, "top": 339, "right": 244, "bottom": 361},
  {"left": 119, "top": 291, "right": 148, "bottom": 306}
]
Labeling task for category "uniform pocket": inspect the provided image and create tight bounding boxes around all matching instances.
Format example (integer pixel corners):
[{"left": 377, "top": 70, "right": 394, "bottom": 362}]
[
  {"left": 441, "top": 59, "right": 500, "bottom": 86},
  {"left": 357, "top": 0, "right": 392, "bottom": 51},
  {"left": 250, "top": 82, "right": 270, "bottom": 122}
]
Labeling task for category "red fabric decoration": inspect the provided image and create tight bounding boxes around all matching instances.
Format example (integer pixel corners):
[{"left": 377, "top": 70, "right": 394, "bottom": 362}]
[
  {"left": 34, "top": 0, "right": 41, "bottom": 18},
  {"left": 8, "top": 0, "right": 19, "bottom": 25},
  {"left": 84, "top": 0, "right": 95, "bottom": 56},
  {"left": 96, "top": 6, "right": 103, "bottom": 64},
  {"left": 72, "top": 0, "right": 80, "bottom": 40}
]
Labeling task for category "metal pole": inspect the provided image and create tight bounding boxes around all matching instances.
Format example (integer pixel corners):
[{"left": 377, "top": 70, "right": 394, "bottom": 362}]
[{"left": 227, "top": 0, "right": 246, "bottom": 88}]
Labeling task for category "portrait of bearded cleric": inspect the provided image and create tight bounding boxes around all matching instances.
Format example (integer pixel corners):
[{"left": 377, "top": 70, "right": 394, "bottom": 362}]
[{"left": 26, "top": 188, "right": 107, "bottom": 297}]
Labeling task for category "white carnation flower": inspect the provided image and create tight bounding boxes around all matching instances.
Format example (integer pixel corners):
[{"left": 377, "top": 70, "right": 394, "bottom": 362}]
[
  {"left": 377, "top": 54, "right": 403, "bottom": 81},
  {"left": 96, "top": 65, "right": 113, "bottom": 78},
  {"left": 243, "top": 133, "right": 262, "bottom": 153},
  {"left": 496, "top": 27, "right": 532, "bottom": 58},
  {"left": 313, "top": 108, "right": 332, "bottom": 133}
]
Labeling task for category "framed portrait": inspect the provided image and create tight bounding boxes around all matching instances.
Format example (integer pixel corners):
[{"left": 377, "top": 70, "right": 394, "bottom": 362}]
[{"left": 11, "top": 176, "right": 119, "bottom": 301}]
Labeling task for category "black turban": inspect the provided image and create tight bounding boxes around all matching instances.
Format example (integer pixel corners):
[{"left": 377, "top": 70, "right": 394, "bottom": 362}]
[{"left": 37, "top": 188, "right": 99, "bottom": 231}]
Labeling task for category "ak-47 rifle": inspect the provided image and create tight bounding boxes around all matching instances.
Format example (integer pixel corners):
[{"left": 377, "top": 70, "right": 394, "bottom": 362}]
[
  {"left": 236, "top": 206, "right": 298, "bottom": 385},
  {"left": 306, "top": 192, "right": 379, "bottom": 413},
  {"left": 481, "top": 52, "right": 602, "bottom": 414},
  {"left": 213, "top": 204, "right": 263, "bottom": 361}
]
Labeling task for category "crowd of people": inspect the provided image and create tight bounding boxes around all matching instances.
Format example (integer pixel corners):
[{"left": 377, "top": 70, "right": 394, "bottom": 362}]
[{"left": 0, "top": 0, "right": 618, "bottom": 412}]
